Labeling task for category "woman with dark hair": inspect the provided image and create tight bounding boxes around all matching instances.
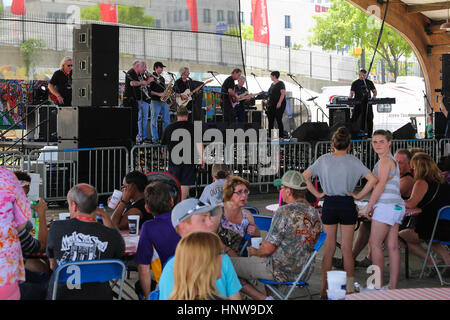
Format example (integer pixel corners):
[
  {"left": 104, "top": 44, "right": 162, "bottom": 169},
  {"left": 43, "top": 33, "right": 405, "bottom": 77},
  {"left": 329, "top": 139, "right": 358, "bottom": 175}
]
[
  {"left": 266, "top": 71, "right": 286, "bottom": 139},
  {"left": 111, "top": 171, "right": 152, "bottom": 230},
  {"left": 303, "top": 127, "right": 377, "bottom": 298}
]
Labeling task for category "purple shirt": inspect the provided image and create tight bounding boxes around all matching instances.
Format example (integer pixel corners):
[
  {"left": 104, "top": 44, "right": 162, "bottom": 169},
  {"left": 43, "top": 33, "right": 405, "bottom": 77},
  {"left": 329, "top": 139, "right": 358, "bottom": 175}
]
[{"left": 135, "top": 211, "right": 181, "bottom": 267}]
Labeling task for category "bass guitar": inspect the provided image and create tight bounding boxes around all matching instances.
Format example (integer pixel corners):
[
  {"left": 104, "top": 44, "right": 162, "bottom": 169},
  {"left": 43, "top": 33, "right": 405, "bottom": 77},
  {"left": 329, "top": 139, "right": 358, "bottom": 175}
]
[{"left": 176, "top": 79, "right": 213, "bottom": 107}]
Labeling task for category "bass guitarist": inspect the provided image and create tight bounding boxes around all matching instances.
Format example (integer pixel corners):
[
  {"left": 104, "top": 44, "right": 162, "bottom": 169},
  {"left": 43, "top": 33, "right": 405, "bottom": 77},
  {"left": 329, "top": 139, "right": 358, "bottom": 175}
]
[{"left": 232, "top": 75, "right": 253, "bottom": 123}]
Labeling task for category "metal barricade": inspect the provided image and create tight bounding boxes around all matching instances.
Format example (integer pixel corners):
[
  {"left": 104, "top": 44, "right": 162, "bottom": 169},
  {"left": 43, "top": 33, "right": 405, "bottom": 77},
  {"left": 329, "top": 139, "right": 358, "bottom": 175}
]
[
  {"left": 391, "top": 139, "right": 439, "bottom": 163},
  {"left": 130, "top": 144, "right": 168, "bottom": 173},
  {"left": 438, "top": 138, "right": 450, "bottom": 160},
  {"left": 0, "top": 150, "right": 25, "bottom": 171},
  {"left": 27, "top": 146, "right": 129, "bottom": 202}
]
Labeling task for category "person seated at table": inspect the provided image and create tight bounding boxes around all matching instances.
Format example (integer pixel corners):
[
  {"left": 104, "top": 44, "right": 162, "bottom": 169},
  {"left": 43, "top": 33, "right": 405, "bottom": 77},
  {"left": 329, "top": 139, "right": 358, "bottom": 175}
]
[
  {"left": 399, "top": 152, "right": 450, "bottom": 270},
  {"left": 217, "top": 176, "right": 260, "bottom": 256},
  {"left": 169, "top": 231, "right": 225, "bottom": 300},
  {"left": 229, "top": 171, "right": 323, "bottom": 300},
  {"left": 199, "top": 163, "right": 230, "bottom": 207},
  {"left": 158, "top": 198, "right": 242, "bottom": 300},
  {"left": 303, "top": 127, "right": 377, "bottom": 297},
  {"left": 111, "top": 171, "right": 152, "bottom": 230},
  {"left": 395, "top": 149, "right": 415, "bottom": 199},
  {"left": 135, "top": 182, "right": 181, "bottom": 299},
  {"left": 46, "top": 184, "right": 124, "bottom": 300}
]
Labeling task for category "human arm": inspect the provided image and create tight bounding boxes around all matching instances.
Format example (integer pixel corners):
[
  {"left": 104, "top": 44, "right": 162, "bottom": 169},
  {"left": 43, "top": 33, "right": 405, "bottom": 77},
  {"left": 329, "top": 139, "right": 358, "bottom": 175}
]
[
  {"left": 95, "top": 206, "right": 114, "bottom": 228},
  {"left": 349, "top": 172, "right": 378, "bottom": 200},
  {"left": 349, "top": 90, "right": 355, "bottom": 99},
  {"left": 48, "top": 83, "right": 64, "bottom": 104},
  {"left": 248, "top": 241, "right": 276, "bottom": 258},
  {"left": 303, "top": 168, "right": 325, "bottom": 199},
  {"left": 31, "top": 198, "right": 49, "bottom": 250},
  {"left": 245, "top": 210, "right": 261, "bottom": 237},
  {"left": 371, "top": 88, "right": 377, "bottom": 99},
  {"left": 365, "top": 158, "right": 392, "bottom": 217},
  {"left": 277, "top": 89, "right": 286, "bottom": 109},
  {"left": 400, "top": 175, "right": 415, "bottom": 199},
  {"left": 138, "top": 264, "right": 152, "bottom": 299},
  {"left": 404, "top": 179, "right": 428, "bottom": 209}
]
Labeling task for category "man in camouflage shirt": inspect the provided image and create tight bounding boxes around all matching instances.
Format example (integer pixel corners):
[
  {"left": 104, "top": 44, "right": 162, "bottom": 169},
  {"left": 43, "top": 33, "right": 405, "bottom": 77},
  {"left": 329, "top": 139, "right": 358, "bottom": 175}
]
[{"left": 230, "top": 171, "right": 323, "bottom": 298}]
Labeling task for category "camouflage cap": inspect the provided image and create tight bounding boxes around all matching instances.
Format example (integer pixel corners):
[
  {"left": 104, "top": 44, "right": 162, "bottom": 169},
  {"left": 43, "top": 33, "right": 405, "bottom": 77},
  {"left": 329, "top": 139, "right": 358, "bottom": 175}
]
[{"left": 273, "top": 170, "right": 307, "bottom": 190}]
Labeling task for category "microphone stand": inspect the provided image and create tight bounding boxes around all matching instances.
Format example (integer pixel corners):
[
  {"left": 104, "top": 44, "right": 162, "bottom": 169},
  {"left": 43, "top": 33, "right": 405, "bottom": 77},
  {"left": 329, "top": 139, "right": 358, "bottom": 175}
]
[{"left": 209, "top": 71, "right": 222, "bottom": 87}]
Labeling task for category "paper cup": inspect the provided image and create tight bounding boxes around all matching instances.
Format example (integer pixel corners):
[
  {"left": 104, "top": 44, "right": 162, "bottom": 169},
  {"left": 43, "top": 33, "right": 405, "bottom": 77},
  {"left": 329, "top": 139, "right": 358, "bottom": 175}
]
[
  {"left": 327, "top": 289, "right": 346, "bottom": 300},
  {"left": 128, "top": 215, "right": 140, "bottom": 235},
  {"left": 108, "top": 189, "right": 123, "bottom": 209},
  {"left": 59, "top": 212, "right": 71, "bottom": 220},
  {"left": 251, "top": 237, "right": 263, "bottom": 249},
  {"left": 327, "top": 270, "right": 347, "bottom": 290}
]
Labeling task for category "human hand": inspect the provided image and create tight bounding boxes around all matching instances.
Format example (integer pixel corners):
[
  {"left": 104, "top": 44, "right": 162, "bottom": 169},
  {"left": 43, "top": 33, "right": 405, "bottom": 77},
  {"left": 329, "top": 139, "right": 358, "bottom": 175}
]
[
  {"left": 349, "top": 192, "right": 360, "bottom": 200},
  {"left": 95, "top": 206, "right": 108, "bottom": 219},
  {"left": 276, "top": 102, "right": 281, "bottom": 109},
  {"left": 318, "top": 192, "right": 326, "bottom": 199},
  {"left": 248, "top": 246, "right": 257, "bottom": 257},
  {"left": 121, "top": 184, "right": 135, "bottom": 202},
  {"left": 247, "top": 223, "right": 258, "bottom": 236},
  {"left": 57, "top": 95, "right": 64, "bottom": 104},
  {"left": 31, "top": 198, "right": 48, "bottom": 218},
  {"left": 181, "top": 94, "right": 189, "bottom": 100}
]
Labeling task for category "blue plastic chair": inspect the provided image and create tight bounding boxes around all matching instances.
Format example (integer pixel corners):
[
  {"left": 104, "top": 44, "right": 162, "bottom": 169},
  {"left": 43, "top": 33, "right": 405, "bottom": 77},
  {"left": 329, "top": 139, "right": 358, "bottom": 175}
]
[
  {"left": 243, "top": 206, "right": 261, "bottom": 216},
  {"left": 419, "top": 205, "right": 450, "bottom": 285},
  {"left": 148, "top": 289, "right": 160, "bottom": 300},
  {"left": 258, "top": 231, "right": 327, "bottom": 300},
  {"left": 51, "top": 259, "right": 127, "bottom": 300},
  {"left": 253, "top": 214, "right": 273, "bottom": 231}
]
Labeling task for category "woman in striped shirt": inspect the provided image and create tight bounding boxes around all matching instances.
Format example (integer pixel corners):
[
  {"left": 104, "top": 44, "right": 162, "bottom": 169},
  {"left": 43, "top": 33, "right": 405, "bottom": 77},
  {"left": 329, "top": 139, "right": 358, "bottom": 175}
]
[{"left": 365, "top": 130, "right": 405, "bottom": 290}]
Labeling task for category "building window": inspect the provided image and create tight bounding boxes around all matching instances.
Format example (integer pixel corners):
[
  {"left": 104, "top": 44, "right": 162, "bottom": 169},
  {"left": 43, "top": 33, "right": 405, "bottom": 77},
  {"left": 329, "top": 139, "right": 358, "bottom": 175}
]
[
  {"left": 154, "top": 19, "right": 161, "bottom": 28},
  {"left": 203, "top": 9, "right": 211, "bottom": 23},
  {"left": 285, "top": 36, "right": 291, "bottom": 48},
  {"left": 239, "top": 11, "right": 245, "bottom": 24},
  {"left": 285, "top": 15, "right": 291, "bottom": 29},
  {"left": 217, "top": 10, "right": 224, "bottom": 22},
  {"left": 227, "top": 11, "right": 235, "bottom": 25}
]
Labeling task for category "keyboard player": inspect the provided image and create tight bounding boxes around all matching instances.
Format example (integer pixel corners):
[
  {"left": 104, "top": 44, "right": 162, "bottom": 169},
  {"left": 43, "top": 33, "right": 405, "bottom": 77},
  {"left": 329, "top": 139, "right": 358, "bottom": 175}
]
[{"left": 349, "top": 69, "right": 377, "bottom": 138}]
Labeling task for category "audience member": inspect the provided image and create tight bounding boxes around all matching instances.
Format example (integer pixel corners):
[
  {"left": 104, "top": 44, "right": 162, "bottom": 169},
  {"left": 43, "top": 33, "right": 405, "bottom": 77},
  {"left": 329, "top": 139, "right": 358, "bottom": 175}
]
[
  {"left": 399, "top": 153, "right": 450, "bottom": 269},
  {"left": 161, "top": 106, "right": 204, "bottom": 200},
  {"left": 409, "top": 147, "right": 425, "bottom": 159},
  {"left": 158, "top": 198, "right": 242, "bottom": 300},
  {"left": 46, "top": 184, "right": 124, "bottom": 300},
  {"left": 394, "top": 149, "right": 415, "bottom": 199},
  {"left": 136, "top": 182, "right": 180, "bottom": 299},
  {"left": 111, "top": 171, "right": 151, "bottom": 230},
  {"left": 0, "top": 167, "right": 31, "bottom": 300},
  {"left": 365, "top": 130, "right": 405, "bottom": 290},
  {"left": 218, "top": 176, "right": 260, "bottom": 256},
  {"left": 230, "top": 171, "right": 323, "bottom": 300},
  {"left": 199, "top": 163, "right": 230, "bottom": 206},
  {"left": 169, "top": 231, "right": 224, "bottom": 300},
  {"left": 303, "top": 127, "right": 377, "bottom": 297}
]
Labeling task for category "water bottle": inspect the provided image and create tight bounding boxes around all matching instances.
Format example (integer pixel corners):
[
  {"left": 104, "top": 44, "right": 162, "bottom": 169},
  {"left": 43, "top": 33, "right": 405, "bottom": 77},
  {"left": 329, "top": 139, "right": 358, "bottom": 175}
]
[
  {"left": 30, "top": 200, "right": 39, "bottom": 238},
  {"left": 97, "top": 204, "right": 104, "bottom": 224}
]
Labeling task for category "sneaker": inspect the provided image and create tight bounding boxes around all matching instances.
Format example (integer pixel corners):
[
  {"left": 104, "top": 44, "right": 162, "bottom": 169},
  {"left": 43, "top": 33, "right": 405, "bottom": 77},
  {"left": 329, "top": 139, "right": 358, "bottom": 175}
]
[
  {"left": 332, "top": 257, "right": 344, "bottom": 269},
  {"left": 355, "top": 257, "right": 372, "bottom": 268}
]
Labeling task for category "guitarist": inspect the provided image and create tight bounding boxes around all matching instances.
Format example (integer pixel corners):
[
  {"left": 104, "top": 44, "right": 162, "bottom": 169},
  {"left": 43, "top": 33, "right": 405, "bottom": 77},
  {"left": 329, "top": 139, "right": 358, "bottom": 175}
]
[
  {"left": 221, "top": 68, "right": 241, "bottom": 124},
  {"left": 233, "top": 76, "right": 251, "bottom": 123},
  {"left": 174, "top": 67, "right": 195, "bottom": 118},
  {"left": 48, "top": 56, "right": 72, "bottom": 106}
]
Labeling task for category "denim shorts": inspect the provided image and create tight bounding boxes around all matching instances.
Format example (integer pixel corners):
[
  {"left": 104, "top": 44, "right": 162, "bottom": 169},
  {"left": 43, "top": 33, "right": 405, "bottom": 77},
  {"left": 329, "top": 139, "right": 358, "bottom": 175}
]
[{"left": 321, "top": 195, "right": 358, "bottom": 225}]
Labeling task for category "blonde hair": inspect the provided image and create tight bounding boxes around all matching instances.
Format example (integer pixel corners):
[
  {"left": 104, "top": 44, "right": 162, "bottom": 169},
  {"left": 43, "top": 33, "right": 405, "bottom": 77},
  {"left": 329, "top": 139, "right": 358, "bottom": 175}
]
[
  {"left": 410, "top": 152, "right": 444, "bottom": 184},
  {"left": 169, "top": 231, "right": 223, "bottom": 300},
  {"left": 59, "top": 56, "right": 72, "bottom": 69}
]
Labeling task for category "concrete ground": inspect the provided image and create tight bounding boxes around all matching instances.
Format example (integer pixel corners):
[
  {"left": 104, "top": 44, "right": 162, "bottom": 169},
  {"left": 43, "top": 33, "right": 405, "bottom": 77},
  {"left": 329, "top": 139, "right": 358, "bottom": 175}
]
[{"left": 45, "top": 191, "right": 448, "bottom": 300}]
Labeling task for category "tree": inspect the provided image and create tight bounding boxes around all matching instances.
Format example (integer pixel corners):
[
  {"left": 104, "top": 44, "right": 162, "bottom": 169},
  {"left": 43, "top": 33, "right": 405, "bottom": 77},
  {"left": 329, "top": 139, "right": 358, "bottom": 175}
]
[
  {"left": 225, "top": 23, "right": 254, "bottom": 40},
  {"left": 20, "top": 39, "right": 45, "bottom": 80},
  {"left": 309, "top": 0, "right": 413, "bottom": 80},
  {"left": 81, "top": 5, "right": 155, "bottom": 27}
]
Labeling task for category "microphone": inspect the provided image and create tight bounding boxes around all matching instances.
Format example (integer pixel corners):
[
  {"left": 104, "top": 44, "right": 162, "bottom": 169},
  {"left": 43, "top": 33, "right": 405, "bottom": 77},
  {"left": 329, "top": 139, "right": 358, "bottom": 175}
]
[
  {"left": 208, "top": 71, "right": 217, "bottom": 74},
  {"left": 287, "top": 73, "right": 294, "bottom": 77},
  {"left": 251, "top": 72, "right": 256, "bottom": 77},
  {"left": 167, "top": 71, "right": 176, "bottom": 76}
]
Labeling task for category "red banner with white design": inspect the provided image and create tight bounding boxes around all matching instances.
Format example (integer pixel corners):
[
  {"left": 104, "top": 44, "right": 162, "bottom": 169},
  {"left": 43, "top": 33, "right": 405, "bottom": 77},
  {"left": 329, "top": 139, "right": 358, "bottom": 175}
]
[
  {"left": 251, "top": 0, "right": 269, "bottom": 44},
  {"left": 100, "top": 4, "right": 118, "bottom": 23},
  {"left": 186, "top": 0, "right": 199, "bottom": 32}
]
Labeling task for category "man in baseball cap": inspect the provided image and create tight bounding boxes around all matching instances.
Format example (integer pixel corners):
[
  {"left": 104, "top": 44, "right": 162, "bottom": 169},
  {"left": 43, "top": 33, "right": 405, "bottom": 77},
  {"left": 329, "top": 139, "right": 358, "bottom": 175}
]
[
  {"left": 273, "top": 170, "right": 308, "bottom": 191},
  {"left": 153, "top": 61, "right": 166, "bottom": 70}
]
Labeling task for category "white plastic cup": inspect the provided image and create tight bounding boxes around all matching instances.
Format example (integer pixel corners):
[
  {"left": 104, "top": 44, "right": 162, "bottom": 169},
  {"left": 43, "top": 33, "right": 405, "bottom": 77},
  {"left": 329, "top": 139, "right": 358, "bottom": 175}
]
[
  {"left": 59, "top": 212, "right": 71, "bottom": 220},
  {"left": 108, "top": 189, "right": 123, "bottom": 209},
  {"left": 251, "top": 237, "right": 263, "bottom": 249},
  {"left": 128, "top": 215, "right": 140, "bottom": 235},
  {"left": 327, "top": 289, "right": 346, "bottom": 300},
  {"left": 327, "top": 270, "right": 347, "bottom": 290}
]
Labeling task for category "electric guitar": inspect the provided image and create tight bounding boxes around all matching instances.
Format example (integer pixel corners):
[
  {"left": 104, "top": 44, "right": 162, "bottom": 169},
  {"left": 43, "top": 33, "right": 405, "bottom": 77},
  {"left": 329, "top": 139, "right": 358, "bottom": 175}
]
[
  {"left": 230, "top": 92, "right": 263, "bottom": 108},
  {"left": 176, "top": 79, "right": 213, "bottom": 107}
]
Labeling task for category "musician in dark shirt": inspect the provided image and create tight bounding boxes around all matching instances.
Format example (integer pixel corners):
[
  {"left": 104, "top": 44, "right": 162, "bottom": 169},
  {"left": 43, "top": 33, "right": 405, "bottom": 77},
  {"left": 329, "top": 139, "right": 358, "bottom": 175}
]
[
  {"left": 266, "top": 71, "right": 287, "bottom": 139},
  {"left": 48, "top": 56, "right": 72, "bottom": 106},
  {"left": 221, "top": 68, "right": 241, "bottom": 124},
  {"left": 174, "top": 67, "right": 194, "bottom": 114},
  {"left": 233, "top": 76, "right": 251, "bottom": 123},
  {"left": 149, "top": 61, "right": 171, "bottom": 143},
  {"left": 349, "top": 69, "right": 377, "bottom": 137}
]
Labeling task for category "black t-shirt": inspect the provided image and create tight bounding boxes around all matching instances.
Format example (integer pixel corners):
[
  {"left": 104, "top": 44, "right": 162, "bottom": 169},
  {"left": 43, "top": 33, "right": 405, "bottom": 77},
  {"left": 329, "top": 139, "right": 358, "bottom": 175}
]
[
  {"left": 124, "top": 198, "right": 153, "bottom": 227},
  {"left": 161, "top": 120, "right": 197, "bottom": 166},
  {"left": 221, "top": 76, "right": 236, "bottom": 107},
  {"left": 150, "top": 72, "right": 166, "bottom": 101},
  {"left": 124, "top": 68, "right": 151, "bottom": 103},
  {"left": 268, "top": 81, "right": 286, "bottom": 109},
  {"left": 234, "top": 85, "right": 248, "bottom": 107},
  {"left": 351, "top": 79, "right": 376, "bottom": 101},
  {"left": 46, "top": 219, "right": 125, "bottom": 300},
  {"left": 49, "top": 69, "right": 72, "bottom": 106}
]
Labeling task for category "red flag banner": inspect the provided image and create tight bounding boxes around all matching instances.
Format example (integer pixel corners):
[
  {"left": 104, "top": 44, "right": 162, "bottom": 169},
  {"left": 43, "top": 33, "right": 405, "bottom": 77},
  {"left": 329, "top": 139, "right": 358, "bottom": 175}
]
[
  {"left": 11, "top": 0, "right": 26, "bottom": 15},
  {"left": 251, "top": 0, "right": 269, "bottom": 44},
  {"left": 186, "top": 0, "right": 198, "bottom": 32},
  {"left": 100, "top": 4, "right": 118, "bottom": 23}
]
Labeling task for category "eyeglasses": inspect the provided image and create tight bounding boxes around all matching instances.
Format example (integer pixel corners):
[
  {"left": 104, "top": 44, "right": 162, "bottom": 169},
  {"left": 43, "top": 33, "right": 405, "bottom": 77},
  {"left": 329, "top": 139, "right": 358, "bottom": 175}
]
[
  {"left": 67, "top": 64, "right": 73, "bottom": 67},
  {"left": 233, "top": 190, "right": 250, "bottom": 196}
]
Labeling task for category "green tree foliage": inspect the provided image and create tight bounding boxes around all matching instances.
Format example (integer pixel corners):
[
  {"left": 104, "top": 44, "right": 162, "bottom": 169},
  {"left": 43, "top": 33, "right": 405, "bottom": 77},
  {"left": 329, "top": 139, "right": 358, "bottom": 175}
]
[
  {"left": 81, "top": 5, "right": 155, "bottom": 27},
  {"left": 226, "top": 23, "right": 254, "bottom": 40},
  {"left": 309, "top": 0, "right": 412, "bottom": 79},
  {"left": 20, "top": 39, "right": 45, "bottom": 79}
]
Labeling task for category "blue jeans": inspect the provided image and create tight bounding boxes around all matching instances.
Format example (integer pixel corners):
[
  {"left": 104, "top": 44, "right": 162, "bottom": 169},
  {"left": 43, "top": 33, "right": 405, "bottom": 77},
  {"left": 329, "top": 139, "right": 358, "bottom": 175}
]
[
  {"left": 150, "top": 100, "right": 170, "bottom": 142},
  {"left": 137, "top": 100, "right": 150, "bottom": 140}
]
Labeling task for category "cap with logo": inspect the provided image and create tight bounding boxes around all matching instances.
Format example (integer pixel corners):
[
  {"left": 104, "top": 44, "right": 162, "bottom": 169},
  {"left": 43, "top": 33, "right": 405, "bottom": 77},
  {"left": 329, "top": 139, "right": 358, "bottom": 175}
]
[
  {"left": 273, "top": 170, "right": 308, "bottom": 190},
  {"left": 154, "top": 61, "right": 166, "bottom": 69},
  {"left": 171, "top": 198, "right": 221, "bottom": 228}
]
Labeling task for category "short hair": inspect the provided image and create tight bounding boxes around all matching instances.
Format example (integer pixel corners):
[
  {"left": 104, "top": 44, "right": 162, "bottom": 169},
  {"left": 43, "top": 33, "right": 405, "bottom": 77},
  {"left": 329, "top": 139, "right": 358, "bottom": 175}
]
[
  {"left": 211, "top": 163, "right": 229, "bottom": 179},
  {"left": 270, "top": 71, "right": 280, "bottom": 79},
  {"left": 222, "top": 176, "right": 250, "bottom": 202},
  {"left": 125, "top": 171, "right": 148, "bottom": 192},
  {"left": 177, "top": 106, "right": 189, "bottom": 117},
  {"left": 232, "top": 68, "right": 242, "bottom": 74},
  {"left": 238, "top": 75, "right": 246, "bottom": 82},
  {"left": 14, "top": 170, "right": 31, "bottom": 182},
  {"left": 409, "top": 147, "right": 425, "bottom": 158},
  {"left": 132, "top": 60, "right": 144, "bottom": 67},
  {"left": 59, "top": 56, "right": 72, "bottom": 69},
  {"left": 372, "top": 129, "right": 392, "bottom": 141},
  {"left": 395, "top": 149, "right": 412, "bottom": 161},
  {"left": 360, "top": 69, "right": 367, "bottom": 74},
  {"left": 179, "top": 66, "right": 189, "bottom": 75},
  {"left": 67, "top": 183, "right": 98, "bottom": 214},
  {"left": 144, "top": 182, "right": 172, "bottom": 216},
  {"left": 332, "top": 126, "right": 351, "bottom": 151}
]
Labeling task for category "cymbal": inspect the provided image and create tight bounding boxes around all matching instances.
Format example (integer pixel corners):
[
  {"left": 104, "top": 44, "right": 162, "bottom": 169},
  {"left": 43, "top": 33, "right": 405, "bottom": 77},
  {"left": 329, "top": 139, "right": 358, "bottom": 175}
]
[{"left": 307, "top": 96, "right": 318, "bottom": 101}]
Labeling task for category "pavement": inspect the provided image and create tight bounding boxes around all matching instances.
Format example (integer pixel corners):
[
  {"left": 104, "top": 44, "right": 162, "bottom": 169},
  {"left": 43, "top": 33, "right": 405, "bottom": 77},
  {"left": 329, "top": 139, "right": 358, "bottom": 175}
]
[{"left": 45, "top": 191, "right": 449, "bottom": 300}]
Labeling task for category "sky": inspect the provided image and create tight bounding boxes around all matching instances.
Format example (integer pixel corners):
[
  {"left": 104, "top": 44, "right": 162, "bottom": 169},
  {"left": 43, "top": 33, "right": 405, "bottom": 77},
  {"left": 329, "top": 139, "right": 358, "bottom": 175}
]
[{"left": 2, "top": 0, "right": 12, "bottom": 6}]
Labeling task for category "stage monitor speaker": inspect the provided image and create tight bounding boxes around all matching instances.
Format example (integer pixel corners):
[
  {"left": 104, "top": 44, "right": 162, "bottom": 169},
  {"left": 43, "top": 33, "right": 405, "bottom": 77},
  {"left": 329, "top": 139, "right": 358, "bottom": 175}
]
[
  {"left": 292, "top": 122, "right": 330, "bottom": 142},
  {"left": 442, "top": 54, "right": 450, "bottom": 96},
  {"left": 72, "top": 24, "right": 119, "bottom": 107},
  {"left": 328, "top": 107, "right": 350, "bottom": 128},
  {"left": 248, "top": 110, "right": 262, "bottom": 127},
  {"left": 329, "top": 121, "right": 359, "bottom": 140},
  {"left": 392, "top": 122, "right": 417, "bottom": 140}
]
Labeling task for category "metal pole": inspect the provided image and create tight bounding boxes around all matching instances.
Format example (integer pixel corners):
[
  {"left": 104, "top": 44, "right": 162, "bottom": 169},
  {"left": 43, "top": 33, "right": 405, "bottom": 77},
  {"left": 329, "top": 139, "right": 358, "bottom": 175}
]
[{"left": 310, "top": 51, "right": 312, "bottom": 78}]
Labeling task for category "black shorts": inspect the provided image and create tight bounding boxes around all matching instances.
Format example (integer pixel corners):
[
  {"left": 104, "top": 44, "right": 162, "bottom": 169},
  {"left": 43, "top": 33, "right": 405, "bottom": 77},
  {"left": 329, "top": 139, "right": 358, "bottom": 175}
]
[
  {"left": 168, "top": 164, "right": 196, "bottom": 186},
  {"left": 321, "top": 196, "right": 358, "bottom": 225}
]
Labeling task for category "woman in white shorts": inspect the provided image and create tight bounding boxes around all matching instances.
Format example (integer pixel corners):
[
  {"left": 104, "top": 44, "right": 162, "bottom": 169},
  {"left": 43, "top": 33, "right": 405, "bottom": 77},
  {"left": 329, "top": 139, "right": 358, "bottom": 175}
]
[{"left": 365, "top": 130, "right": 405, "bottom": 290}]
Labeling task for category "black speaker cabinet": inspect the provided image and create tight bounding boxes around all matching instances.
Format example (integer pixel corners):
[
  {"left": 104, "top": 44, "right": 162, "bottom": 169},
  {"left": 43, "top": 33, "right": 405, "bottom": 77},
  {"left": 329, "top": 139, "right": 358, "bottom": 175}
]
[
  {"left": 392, "top": 122, "right": 417, "bottom": 140},
  {"left": 292, "top": 122, "right": 330, "bottom": 142},
  {"left": 72, "top": 24, "right": 119, "bottom": 107},
  {"left": 442, "top": 54, "right": 450, "bottom": 96},
  {"left": 328, "top": 107, "right": 350, "bottom": 128}
]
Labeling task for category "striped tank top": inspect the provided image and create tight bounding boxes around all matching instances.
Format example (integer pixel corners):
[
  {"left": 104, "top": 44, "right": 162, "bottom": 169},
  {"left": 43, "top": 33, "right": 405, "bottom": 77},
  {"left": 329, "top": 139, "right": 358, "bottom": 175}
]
[{"left": 373, "top": 154, "right": 405, "bottom": 206}]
